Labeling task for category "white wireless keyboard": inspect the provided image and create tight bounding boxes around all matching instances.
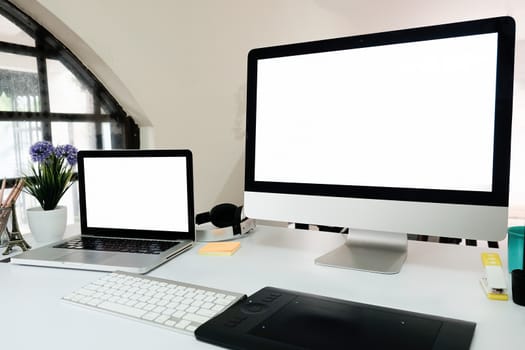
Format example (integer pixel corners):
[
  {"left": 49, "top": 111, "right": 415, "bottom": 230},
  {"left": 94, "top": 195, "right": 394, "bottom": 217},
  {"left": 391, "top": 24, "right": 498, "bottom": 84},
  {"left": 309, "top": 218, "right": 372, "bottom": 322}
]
[{"left": 62, "top": 271, "right": 246, "bottom": 335}]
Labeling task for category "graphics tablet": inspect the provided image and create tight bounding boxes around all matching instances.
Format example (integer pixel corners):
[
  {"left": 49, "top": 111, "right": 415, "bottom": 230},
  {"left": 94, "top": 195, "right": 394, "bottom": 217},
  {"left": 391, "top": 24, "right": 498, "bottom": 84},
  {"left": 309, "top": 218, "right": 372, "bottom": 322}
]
[{"left": 195, "top": 286, "right": 475, "bottom": 350}]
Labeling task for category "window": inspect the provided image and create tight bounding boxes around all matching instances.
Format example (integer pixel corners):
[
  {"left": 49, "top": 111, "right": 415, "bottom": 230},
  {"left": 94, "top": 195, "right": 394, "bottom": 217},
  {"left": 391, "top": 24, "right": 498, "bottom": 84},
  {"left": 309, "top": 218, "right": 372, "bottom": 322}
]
[{"left": 0, "top": 1, "right": 139, "bottom": 231}]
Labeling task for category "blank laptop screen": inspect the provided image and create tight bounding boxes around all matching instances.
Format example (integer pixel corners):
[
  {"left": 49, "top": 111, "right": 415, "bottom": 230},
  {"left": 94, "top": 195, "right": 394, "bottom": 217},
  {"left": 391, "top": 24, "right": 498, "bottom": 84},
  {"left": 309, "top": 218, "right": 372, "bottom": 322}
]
[{"left": 79, "top": 151, "right": 192, "bottom": 236}]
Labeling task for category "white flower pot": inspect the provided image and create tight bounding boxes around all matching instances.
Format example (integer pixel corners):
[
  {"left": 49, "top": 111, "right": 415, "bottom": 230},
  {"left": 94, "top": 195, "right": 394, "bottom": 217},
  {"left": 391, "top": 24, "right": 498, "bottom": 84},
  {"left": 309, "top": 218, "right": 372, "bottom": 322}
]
[{"left": 27, "top": 206, "right": 67, "bottom": 243}]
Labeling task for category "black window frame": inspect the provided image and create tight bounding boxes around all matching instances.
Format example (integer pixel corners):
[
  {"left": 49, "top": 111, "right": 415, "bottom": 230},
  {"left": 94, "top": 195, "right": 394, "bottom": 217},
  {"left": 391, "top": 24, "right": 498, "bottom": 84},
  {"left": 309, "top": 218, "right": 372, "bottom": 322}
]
[{"left": 0, "top": 0, "right": 139, "bottom": 189}]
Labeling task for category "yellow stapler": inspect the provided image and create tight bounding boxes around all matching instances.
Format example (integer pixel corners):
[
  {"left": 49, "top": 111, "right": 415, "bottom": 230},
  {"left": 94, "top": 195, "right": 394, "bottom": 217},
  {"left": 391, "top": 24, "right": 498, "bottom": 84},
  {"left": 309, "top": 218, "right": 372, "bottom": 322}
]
[{"left": 480, "top": 252, "right": 508, "bottom": 301}]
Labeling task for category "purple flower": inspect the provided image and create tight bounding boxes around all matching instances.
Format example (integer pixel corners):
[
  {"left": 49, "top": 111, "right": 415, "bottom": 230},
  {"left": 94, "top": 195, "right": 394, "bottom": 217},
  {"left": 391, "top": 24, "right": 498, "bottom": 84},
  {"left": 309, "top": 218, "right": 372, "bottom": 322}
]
[
  {"left": 54, "top": 144, "right": 78, "bottom": 166},
  {"left": 29, "top": 141, "right": 54, "bottom": 163}
]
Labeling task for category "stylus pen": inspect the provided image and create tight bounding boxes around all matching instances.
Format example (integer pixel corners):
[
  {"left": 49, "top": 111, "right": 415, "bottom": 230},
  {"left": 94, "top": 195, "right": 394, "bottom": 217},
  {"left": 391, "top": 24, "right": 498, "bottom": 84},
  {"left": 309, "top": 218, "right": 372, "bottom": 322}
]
[{"left": 0, "top": 178, "right": 6, "bottom": 206}]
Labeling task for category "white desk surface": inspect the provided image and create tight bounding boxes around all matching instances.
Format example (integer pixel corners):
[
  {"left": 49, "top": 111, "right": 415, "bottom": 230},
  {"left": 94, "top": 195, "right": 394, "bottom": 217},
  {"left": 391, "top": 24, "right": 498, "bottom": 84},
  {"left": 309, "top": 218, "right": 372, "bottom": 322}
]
[{"left": 1, "top": 225, "right": 523, "bottom": 349}]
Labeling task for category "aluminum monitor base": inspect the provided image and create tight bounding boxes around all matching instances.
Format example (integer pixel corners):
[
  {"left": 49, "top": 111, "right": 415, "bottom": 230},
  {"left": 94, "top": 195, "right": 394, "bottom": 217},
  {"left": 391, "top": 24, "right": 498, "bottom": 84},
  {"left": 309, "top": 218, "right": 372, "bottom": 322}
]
[{"left": 315, "top": 230, "right": 408, "bottom": 274}]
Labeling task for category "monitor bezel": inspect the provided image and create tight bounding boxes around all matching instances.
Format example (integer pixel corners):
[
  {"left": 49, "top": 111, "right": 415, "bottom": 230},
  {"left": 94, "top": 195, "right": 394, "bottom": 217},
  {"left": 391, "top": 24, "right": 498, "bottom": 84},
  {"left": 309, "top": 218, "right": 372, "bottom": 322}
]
[{"left": 244, "top": 16, "right": 515, "bottom": 207}]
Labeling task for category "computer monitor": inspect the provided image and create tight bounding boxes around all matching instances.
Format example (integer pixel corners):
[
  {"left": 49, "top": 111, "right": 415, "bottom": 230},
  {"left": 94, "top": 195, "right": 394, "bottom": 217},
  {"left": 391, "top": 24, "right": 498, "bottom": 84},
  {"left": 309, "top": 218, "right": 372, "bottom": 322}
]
[{"left": 243, "top": 17, "right": 515, "bottom": 273}]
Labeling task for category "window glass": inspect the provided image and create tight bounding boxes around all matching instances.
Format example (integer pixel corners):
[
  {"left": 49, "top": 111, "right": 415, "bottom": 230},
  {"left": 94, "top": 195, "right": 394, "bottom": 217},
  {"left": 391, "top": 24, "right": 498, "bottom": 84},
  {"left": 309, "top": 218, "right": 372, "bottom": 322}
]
[
  {"left": 52, "top": 121, "right": 124, "bottom": 149},
  {"left": 0, "top": 121, "right": 42, "bottom": 179},
  {"left": 47, "top": 59, "right": 94, "bottom": 113},
  {"left": 0, "top": 121, "right": 18, "bottom": 179},
  {"left": 101, "top": 122, "right": 113, "bottom": 148},
  {"left": 0, "top": 5, "right": 138, "bottom": 231},
  {"left": 0, "top": 14, "right": 34, "bottom": 46},
  {"left": 0, "top": 53, "right": 39, "bottom": 112},
  {"left": 52, "top": 122, "right": 97, "bottom": 148}
]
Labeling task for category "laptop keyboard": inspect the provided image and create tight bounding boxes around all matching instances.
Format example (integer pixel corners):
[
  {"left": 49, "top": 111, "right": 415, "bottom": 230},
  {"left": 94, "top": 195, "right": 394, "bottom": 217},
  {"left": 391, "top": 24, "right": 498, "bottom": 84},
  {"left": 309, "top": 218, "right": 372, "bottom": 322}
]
[
  {"left": 54, "top": 237, "right": 178, "bottom": 254},
  {"left": 62, "top": 271, "right": 246, "bottom": 334}
]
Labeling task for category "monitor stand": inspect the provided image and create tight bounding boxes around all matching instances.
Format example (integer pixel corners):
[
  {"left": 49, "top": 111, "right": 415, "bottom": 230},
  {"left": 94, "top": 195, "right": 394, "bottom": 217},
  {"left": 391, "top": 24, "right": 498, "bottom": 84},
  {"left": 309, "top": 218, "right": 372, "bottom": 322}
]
[{"left": 315, "top": 229, "right": 407, "bottom": 274}]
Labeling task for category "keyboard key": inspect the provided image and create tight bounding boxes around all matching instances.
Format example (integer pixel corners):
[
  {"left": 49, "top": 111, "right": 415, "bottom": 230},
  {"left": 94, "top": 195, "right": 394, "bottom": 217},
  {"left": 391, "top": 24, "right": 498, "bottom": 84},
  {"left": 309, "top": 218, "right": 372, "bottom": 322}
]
[
  {"left": 202, "top": 302, "right": 214, "bottom": 309},
  {"left": 144, "top": 304, "right": 156, "bottom": 311},
  {"left": 186, "top": 325, "right": 198, "bottom": 332},
  {"left": 211, "top": 304, "right": 225, "bottom": 312},
  {"left": 99, "top": 301, "right": 147, "bottom": 318},
  {"left": 162, "top": 308, "right": 176, "bottom": 316},
  {"left": 186, "top": 306, "right": 198, "bottom": 314},
  {"left": 155, "top": 315, "right": 170, "bottom": 324},
  {"left": 143, "top": 312, "right": 160, "bottom": 321},
  {"left": 54, "top": 237, "right": 179, "bottom": 254},
  {"left": 197, "top": 308, "right": 216, "bottom": 317},
  {"left": 183, "top": 313, "right": 208, "bottom": 324},
  {"left": 172, "top": 310, "right": 185, "bottom": 319},
  {"left": 154, "top": 306, "right": 166, "bottom": 313},
  {"left": 216, "top": 298, "right": 232, "bottom": 306},
  {"left": 175, "top": 320, "right": 191, "bottom": 329}
]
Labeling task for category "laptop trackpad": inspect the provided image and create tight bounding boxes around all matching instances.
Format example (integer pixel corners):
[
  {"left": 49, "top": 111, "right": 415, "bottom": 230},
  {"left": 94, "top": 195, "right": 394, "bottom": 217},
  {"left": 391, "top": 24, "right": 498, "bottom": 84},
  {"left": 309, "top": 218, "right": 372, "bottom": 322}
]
[{"left": 57, "top": 251, "right": 113, "bottom": 264}]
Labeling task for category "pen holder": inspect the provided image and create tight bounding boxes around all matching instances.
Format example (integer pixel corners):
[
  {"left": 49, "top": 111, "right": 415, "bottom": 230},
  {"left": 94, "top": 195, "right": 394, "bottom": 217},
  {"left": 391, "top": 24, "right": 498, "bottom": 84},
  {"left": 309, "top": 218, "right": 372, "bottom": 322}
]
[{"left": 0, "top": 205, "right": 31, "bottom": 255}]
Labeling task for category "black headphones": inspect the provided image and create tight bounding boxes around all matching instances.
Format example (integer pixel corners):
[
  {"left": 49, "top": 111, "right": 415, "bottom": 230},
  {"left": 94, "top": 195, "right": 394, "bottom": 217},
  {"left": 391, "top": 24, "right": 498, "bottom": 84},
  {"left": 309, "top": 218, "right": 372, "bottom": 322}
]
[
  {"left": 196, "top": 203, "right": 244, "bottom": 234},
  {"left": 195, "top": 203, "right": 255, "bottom": 241}
]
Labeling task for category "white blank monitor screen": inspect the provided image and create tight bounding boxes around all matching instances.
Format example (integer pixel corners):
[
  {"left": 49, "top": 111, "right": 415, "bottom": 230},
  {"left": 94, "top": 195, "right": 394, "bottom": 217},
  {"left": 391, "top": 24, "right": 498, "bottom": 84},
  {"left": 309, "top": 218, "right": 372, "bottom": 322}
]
[
  {"left": 254, "top": 33, "right": 497, "bottom": 192},
  {"left": 84, "top": 157, "right": 188, "bottom": 231},
  {"left": 78, "top": 150, "right": 194, "bottom": 240}
]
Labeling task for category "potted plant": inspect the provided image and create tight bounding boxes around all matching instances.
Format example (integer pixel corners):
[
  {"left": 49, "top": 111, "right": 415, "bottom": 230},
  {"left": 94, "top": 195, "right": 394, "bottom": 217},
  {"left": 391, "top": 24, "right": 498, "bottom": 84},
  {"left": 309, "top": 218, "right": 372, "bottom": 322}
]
[{"left": 24, "top": 141, "right": 78, "bottom": 242}]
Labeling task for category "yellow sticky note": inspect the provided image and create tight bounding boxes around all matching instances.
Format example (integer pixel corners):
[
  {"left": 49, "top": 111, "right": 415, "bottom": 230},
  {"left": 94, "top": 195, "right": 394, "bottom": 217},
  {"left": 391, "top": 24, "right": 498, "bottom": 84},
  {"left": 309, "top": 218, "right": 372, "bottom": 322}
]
[{"left": 198, "top": 242, "right": 241, "bottom": 256}]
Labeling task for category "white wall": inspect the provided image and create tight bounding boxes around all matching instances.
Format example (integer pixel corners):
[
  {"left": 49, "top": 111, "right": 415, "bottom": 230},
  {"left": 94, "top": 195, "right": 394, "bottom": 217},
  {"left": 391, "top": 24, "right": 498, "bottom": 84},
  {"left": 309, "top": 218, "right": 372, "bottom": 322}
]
[{"left": 11, "top": 0, "right": 525, "bottom": 214}]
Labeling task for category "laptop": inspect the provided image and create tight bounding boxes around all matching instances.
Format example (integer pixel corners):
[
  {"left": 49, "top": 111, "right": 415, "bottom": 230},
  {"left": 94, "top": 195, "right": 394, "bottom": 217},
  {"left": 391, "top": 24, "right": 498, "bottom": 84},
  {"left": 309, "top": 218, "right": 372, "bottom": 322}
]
[{"left": 11, "top": 149, "right": 195, "bottom": 274}]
